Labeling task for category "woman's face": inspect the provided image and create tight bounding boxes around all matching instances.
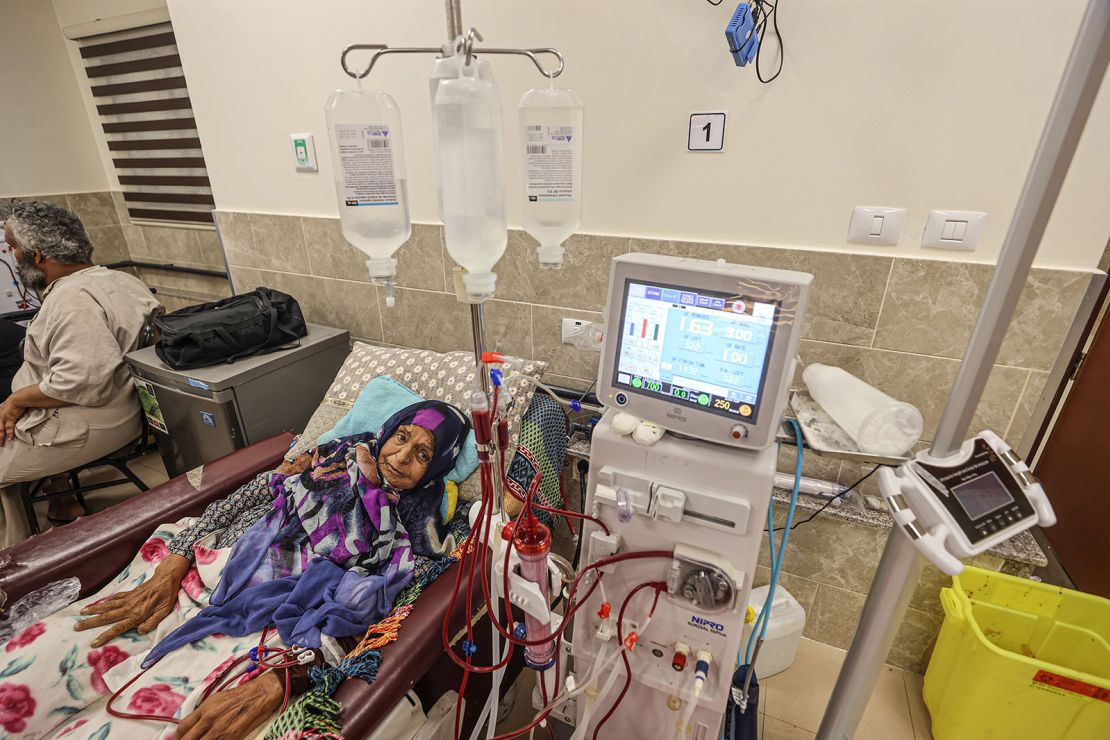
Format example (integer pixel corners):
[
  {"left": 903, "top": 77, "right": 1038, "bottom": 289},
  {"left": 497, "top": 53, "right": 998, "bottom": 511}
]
[{"left": 378, "top": 424, "right": 435, "bottom": 490}]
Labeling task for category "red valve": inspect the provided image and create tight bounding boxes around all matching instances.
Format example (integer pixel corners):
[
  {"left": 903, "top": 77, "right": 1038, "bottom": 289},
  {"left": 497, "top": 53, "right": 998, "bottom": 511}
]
[
  {"left": 623, "top": 632, "right": 640, "bottom": 651},
  {"left": 597, "top": 602, "right": 611, "bottom": 620},
  {"left": 501, "top": 523, "right": 515, "bottom": 541},
  {"left": 482, "top": 352, "right": 505, "bottom": 364},
  {"left": 672, "top": 651, "right": 687, "bottom": 671}
]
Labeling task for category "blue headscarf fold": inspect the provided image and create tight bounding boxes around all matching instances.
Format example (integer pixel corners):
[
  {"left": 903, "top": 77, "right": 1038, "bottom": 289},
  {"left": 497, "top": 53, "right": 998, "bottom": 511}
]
[{"left": 143, "top": 400, "right": 470, "bottom": 667}]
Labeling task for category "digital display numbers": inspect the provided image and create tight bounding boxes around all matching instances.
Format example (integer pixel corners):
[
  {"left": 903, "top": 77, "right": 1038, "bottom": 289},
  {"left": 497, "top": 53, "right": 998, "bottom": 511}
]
[{"left": 613, "top": 280, "right": 778, "bottom": 422}]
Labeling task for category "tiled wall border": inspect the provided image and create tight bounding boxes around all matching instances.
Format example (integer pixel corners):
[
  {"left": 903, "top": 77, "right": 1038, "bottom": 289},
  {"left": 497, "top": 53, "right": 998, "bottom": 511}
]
[{"left": 218, "top": 211, "right": 1097, "bottom": 454}]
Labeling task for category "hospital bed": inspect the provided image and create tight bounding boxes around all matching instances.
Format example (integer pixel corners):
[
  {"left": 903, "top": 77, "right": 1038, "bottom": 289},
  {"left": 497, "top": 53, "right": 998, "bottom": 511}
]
[{"left": 0, "top": 342, "right": 565, "bottom": 738}]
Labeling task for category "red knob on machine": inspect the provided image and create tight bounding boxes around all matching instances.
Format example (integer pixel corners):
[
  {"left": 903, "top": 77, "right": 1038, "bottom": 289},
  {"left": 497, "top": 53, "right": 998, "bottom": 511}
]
[
  {"left": 672, "top": 651, "right": 687, "bottom": 671},
  {"left": 597, "top": 602, "right": 611, "bottom": 619}
]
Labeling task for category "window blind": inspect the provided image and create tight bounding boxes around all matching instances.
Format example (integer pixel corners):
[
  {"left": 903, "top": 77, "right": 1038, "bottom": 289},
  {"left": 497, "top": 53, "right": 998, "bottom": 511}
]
[{"left": 77, "top": 24, "right": 214, "bottom": 225}]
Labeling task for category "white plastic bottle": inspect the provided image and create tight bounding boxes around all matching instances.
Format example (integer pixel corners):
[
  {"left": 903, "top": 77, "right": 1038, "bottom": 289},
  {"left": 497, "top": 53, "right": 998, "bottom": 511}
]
[
  {"left": 802, "top": 363, "right": 923, "bottom": 457},
  {"left": 324, "top": 88, "right": 411, "bottom": 307},
  {"left": 434, "top": 60, "right": 507, "bottom": 300},
  {"left": 518, "top": 86, "right": 583, "bottom": 268},
  {"left": 429, "top": 48, "right": 493, "bottom": 220}
]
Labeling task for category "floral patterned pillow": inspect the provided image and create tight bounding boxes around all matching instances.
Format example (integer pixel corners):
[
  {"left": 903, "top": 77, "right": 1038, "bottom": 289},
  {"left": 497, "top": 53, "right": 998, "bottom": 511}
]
[{"left": 287, "top": 343, "right": 547, "bottom": 464}]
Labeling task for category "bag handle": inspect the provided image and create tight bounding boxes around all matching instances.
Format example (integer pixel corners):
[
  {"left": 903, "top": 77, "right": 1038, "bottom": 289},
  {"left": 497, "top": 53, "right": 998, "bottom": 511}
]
[{"left": 217, "top": 290, "right": 280, "bottom": 363}]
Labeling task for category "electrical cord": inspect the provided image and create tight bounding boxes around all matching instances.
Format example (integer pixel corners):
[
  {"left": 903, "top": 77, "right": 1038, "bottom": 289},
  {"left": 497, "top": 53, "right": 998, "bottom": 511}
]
[
  {"left": 751, "top": 1, "right": 785, "bottom": 84},
  {"left": 769, "top": 465, "right": 883, "bottom": 533}
]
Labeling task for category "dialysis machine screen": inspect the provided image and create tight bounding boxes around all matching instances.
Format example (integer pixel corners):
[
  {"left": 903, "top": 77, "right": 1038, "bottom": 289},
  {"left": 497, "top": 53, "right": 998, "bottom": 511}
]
[
  {"left": 612, "top": 279, "right": 779, "bottom": 423},
  {"left": 950, "top": 472, "right": 1016, "bottom": 519}
]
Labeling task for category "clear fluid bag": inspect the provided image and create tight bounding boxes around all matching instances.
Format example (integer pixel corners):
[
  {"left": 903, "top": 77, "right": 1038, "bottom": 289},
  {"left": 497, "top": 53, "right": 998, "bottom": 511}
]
[
  {"left": 325, "top": 88, "right": 412, "bottom": 307},
  {"left": 518, "top": 85, "right": 584, "bottom": 268},
  {"left": 434, "top": 58, "right": 507, "bottom": 301}
]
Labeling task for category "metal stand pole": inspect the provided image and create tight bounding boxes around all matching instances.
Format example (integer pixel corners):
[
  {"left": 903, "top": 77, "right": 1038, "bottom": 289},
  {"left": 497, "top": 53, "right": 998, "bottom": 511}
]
[{"left": 816, "top": 3, "right": 1110, "bottom": 738}]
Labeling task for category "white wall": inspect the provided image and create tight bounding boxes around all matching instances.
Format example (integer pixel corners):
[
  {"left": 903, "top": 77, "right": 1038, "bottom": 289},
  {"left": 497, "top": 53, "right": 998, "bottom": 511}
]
[
  {"left": 165, "top": 0, "right": 1108, "bottom": 269},
  {"left": 0, "top": 0, "right": 109, "bottom": 196}
]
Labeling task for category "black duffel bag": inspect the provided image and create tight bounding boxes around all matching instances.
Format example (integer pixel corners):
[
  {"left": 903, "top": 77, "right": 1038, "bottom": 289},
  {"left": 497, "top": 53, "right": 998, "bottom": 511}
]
[{"left": 153, "top": 287, "right": 307, "bottom": 370}]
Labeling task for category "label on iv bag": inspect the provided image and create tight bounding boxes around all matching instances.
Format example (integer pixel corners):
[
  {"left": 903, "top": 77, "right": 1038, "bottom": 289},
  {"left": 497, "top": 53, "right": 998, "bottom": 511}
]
[
  {"left": 333, "top": 124, "right": 398, "bottom": 206},
  {"left": 525, "top": 125, "right": 575, "bottom": 202}
]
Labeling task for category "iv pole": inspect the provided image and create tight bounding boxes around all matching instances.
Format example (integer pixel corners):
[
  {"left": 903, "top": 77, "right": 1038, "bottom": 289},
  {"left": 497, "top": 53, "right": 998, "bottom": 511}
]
[{"left": 816, "top": 1, "right": 1110, "bottom": 738}]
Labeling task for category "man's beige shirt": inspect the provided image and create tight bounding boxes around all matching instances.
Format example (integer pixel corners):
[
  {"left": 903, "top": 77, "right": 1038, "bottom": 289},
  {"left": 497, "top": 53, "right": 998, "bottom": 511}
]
[{"left": 12, "top": 266, "right": 161, "bottom": 445}]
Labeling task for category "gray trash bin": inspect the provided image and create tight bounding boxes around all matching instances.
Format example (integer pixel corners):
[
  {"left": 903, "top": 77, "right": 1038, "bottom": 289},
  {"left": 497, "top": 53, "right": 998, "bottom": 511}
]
[{"left": 125, "top": 323, "right": 349, "bottom": 477}]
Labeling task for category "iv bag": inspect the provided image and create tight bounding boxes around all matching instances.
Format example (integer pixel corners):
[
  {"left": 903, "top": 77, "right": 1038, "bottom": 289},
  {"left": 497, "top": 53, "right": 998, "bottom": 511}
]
[
  {"left": 518, "top": 87, "right": 584, "bottom": 268},
  {"left": 325, "top": 88, "right": 411, "bottom": 307},
  {"left": 429, "top": 50, "right": 493, "bottom": 221},
  {"left": 435, "top": 60, "right": 507, "bottom": 301}
]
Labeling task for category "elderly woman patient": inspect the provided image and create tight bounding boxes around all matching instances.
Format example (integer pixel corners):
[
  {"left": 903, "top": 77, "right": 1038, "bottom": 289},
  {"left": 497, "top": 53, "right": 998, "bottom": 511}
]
[{"left": 0, "top": 400, "right": 470, "bottom": 740}]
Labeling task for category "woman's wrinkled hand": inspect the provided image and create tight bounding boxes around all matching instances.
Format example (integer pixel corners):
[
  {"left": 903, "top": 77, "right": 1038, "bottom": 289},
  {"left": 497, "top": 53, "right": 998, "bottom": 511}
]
[
  {"left": 74, "top": 554, "right": 191, "bottom": 647},
  {"left": 175, "top": 671, "right": 284, "bottom": 740}
]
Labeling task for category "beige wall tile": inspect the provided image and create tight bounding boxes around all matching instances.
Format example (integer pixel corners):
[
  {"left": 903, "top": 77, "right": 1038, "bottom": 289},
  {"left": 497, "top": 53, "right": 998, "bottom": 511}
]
[
  {"left": 1005, "top": 370, "right": 1050, "bottom": 448},
  {"left": 754, "top": 566, "right": 820, "bottom": 619},
  {"left": 66, "top": 192, "right": 118, "bottom": 228},
  {"left": 379, "top": 287, "right": 471, "bottom": 352},
  {"left": 302, "top": 216, "right": 369, "bottom": 282},
  {"left": 910, "top": 553, "right": 1002, "bottom": 616},
  {"left": 631, "top": 238, "right": 892, "bottom": 346},
  {"left": 532, "top": 304, "right": 602, "bottom": 381},
  {"left": 777, "top": 443, "right": 842, "bottom": 483},
  {"left": 493, "top": 231, "right": 628, "bottom": 310},
  {"left": 87, "top": 225, "right": 130, "bottom": 264},
  {"left": 797, "top": 341, "right": 1026, "bottom": 442},
  {"left": 803, "top": 584, "right": 941, "bottom": 673},
  {"left": 191, "top": 228, "right": 227, "bottom": 268},
  {"left": 109, "top": 191, "right": 130, "bottom": 225},
  {"left": 138, "top": 269, "right": 231, "bottom": 300},
  {"left": 874, "top": 259, "right": 1091, "bottom": 371},
  {"left": 253, "top": 268, "right": 380, "bottom": 342},
  {"left": 302, "top": 219, "right": 445, "bottom": 291},
  {"left": 229, "top": 266, "right": 264, "bottom": 292},
  {"left": 141, "top": 226, "right": 207, "bottom": 266},
  {"left": 483, "top": 300, "right": 533, "bottom": 361},
  {"left": 902, "top": 671, "right": 933, "bottom": 740},
  {"left": 396, "top": 224, "right": 447, "bottom": 292},
  {"left": 121, "top": 224, "right": 148, "bottom": 258},
  {"left": 759, "top": 514, "right": 889, "bottom": 594},
  {"left": 215, "top": 211, "right": 255, "bottom": 268},
  {"left": 246, "top": 214, "right": 311, "bottom": 274}
]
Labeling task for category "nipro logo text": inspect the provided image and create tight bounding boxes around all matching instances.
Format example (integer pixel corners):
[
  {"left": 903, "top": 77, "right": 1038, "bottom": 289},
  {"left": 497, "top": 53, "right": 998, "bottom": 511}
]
[{"left": 689, "top": 615, "right": 726, "bottom": 636}]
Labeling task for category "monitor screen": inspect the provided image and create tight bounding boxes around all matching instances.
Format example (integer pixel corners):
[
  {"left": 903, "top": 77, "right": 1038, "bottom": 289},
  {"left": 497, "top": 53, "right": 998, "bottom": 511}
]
[
  {"left": 611, "top": 279, "right": 780, "bottom": 423},
  {"left": 951, "top": 472, "right": 1015, "bottom": 519}
]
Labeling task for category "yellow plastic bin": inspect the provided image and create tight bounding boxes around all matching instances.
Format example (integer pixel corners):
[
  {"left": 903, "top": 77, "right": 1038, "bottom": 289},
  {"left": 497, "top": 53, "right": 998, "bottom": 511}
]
[{"left": 923, "top": 567, "right": 1110, "bottom": 739}]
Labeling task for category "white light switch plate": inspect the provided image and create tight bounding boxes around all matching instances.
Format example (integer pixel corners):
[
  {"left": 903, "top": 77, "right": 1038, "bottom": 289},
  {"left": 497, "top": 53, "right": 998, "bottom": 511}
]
[
  {"left": 847, "top": 206, "right": 906, "bottom": 246},
  {"left": 290, "top": 132, "right": 318, "bottom": 173},
  {"left": 922, "top": 210, "right": 987, "bottom": 251}
]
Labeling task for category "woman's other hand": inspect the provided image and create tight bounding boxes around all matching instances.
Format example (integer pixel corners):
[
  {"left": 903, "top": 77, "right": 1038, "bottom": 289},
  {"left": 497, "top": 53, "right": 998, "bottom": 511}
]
[
  {"left": 74, "top": 554, "right": 191, "bottom": 647},
  {"left": 175, "top": 671, "right": 283, "bottom": 740},
  {"left": 355, "top": 445, "right": 380, "bottom": 486}
]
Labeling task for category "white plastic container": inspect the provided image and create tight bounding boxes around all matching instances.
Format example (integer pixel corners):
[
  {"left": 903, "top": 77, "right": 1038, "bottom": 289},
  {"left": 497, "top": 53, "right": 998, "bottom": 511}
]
[
  {"left": 324, "top": 88, "right": 411, "bottom": 307},
  {"left": 434, "top": 60, "right": 507, "bottom": 301},
  {"left": 741, "top": 585, "right": 806, "bottom": 679},
  {"left": 802, "top": 363, "right": 923, "bottom": 457},
  {"left": 518, "top": 86, "right": 584, "bottom": 268}
]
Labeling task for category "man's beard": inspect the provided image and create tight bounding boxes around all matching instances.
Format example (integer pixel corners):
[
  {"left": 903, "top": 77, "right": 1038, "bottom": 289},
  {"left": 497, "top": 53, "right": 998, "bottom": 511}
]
[{"left": 15, "top": 255, "right": 47, "bottom": 293}]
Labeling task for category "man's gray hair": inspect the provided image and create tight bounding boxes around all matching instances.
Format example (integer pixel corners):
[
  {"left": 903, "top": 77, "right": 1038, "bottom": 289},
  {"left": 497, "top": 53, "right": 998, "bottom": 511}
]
[{"left": 5, "top": 201, "right": 93, "bottom": 264}]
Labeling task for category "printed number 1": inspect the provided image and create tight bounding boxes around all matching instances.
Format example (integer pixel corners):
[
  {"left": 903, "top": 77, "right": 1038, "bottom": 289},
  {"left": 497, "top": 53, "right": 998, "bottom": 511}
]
[{"left": 702, "top": 122, "right": 712, "bottom": 142}]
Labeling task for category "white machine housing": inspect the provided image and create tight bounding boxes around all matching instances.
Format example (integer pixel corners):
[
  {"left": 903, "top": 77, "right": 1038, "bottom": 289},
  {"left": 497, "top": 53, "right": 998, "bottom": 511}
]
[
  {"left": 878, "top": 430, "right": 1055, "bottom": 575},
  {"left": 597, "top": 253, "right": 812, "bottom": 450},
  {"left": 574, "top": 415, "right": 777, "bottom": 739},
  {"left": 572, "top": 253, "right": 812, "bottom": 739}
]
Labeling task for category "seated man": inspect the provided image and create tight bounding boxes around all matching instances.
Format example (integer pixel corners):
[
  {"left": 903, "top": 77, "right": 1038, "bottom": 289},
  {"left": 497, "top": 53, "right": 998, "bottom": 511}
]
[{"left": 0, "top": 201, "right": 161, "bottom": 545}]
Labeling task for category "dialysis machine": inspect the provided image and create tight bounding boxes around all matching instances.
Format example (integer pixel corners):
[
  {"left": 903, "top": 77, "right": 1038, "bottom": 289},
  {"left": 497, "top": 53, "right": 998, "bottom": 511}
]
[{"left": 570, "top": 253, "right": 812, "bottom": 738}]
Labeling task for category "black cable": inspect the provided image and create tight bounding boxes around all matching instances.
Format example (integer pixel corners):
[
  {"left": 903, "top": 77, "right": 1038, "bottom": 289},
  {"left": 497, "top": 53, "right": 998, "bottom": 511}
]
[
  {"left": 753, "top": 0, "right": 785, "bottom": 84},
  {"left": 706, "top": 0, "right": 725, "bottom": 5},
  {"left": 769, "top": 465, "right": 884, "bottom": 533}
]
